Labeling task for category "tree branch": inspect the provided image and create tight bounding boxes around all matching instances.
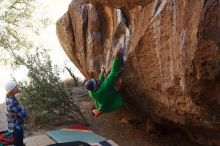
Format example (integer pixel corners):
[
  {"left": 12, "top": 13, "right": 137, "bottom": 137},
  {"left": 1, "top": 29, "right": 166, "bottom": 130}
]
[{"left": 65, "top": 67, "right": 79, "bottom": 86}]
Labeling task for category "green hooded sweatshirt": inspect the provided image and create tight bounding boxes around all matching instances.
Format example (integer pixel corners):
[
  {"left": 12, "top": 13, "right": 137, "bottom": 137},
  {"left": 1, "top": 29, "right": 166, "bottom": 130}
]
[{"left": 88, "top": 57, "right": 123, "bottom": 113}]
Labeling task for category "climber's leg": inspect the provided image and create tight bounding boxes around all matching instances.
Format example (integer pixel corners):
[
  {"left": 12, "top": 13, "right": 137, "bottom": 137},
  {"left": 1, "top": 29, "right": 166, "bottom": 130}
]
[
  {"left": 119, "top": 44, "right": 125, "bottom": 74},
  {"left": 114, "top": 45, "right": 124, "bottom": 91}
]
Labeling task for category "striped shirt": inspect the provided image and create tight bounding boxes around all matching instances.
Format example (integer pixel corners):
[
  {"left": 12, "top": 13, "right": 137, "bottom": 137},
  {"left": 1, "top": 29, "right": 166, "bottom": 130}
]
[{"left": 5, "top": 96, "right": 27, "bottom": 132}]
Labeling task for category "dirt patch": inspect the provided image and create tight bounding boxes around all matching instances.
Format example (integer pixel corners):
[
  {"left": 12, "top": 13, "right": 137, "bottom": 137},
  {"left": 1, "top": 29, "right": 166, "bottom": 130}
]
[
  {"left": 24, "top": 93, "right": 201, "bottom": 146},
  {"left": 1, "top": 87, "right": 201, "bottom": 146},
  {"left": 77, "top": 96, "right": 200, "bottom": 146}
]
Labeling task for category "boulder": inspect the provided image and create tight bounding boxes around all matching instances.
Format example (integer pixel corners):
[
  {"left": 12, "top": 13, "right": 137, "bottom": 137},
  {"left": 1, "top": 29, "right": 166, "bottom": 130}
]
[{"left": 56, "top": 0, "right": 220, "bottom": 145}]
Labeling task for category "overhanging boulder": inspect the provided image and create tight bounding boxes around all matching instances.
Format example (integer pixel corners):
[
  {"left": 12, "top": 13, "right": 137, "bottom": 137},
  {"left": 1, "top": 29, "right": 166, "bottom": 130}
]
[{"left": 56, "top": 0, "right": 220, "bottom": 145}]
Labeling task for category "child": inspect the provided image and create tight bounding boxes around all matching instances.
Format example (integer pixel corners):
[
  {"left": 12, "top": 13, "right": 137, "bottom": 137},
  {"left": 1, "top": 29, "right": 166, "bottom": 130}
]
[{"left": 5, "top": 81, "right": 27, "bottom": 146}]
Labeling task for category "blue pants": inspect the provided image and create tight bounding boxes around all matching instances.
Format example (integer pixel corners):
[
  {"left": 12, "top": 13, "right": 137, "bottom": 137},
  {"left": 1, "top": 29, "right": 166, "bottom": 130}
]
[{"left": 13, "top": 128, "right": 24, "bottom": 146}]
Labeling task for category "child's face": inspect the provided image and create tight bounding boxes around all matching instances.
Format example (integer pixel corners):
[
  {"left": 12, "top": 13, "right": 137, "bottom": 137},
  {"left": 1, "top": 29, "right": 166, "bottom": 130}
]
[{"left": 13, "top": 85, "right": 19, "bottom": 94}]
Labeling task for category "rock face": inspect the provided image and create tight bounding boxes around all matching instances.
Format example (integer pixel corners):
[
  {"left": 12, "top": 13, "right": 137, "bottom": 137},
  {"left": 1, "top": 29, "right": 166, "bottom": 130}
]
[{"left": 56, "top": 0, "right": 220, "bottom": 145}]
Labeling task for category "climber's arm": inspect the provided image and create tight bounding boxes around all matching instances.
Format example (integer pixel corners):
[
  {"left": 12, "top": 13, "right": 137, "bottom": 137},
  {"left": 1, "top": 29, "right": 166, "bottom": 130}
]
[
  {"left": 99, "top": 74, "right": 104, "bottom": 82},
  {"left": 99, "top": 66, "right": 106, "bottom": 82}
]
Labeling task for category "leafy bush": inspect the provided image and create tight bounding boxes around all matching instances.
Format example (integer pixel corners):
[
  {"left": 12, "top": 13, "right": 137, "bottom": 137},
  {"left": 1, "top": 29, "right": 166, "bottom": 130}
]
[
  {"left": 18, "top": 49, "right": 87, "bottom": 125},
  {"left": 0, "top": 0, "right": 87, "bottom": 125}
]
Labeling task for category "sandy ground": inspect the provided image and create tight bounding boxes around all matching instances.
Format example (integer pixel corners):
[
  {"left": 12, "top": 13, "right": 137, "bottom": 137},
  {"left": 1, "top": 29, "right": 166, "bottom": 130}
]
[
  {"left": 24, "top": 94, "right": 201, "bottom": 146},
  {"left": 2, "top": 90, "right": 202, "bottom": 146},
  {"left": 76, "top": 96, "right": 201, "bottom": 146},
  {"left": 0, "top": 103, "right": 8, "bottom": 132}
]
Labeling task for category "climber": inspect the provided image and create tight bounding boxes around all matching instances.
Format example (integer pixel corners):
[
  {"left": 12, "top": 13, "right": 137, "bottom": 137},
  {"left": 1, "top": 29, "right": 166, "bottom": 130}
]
[{"left": 86, "top": 43, "right": 124, "bottom": 117}]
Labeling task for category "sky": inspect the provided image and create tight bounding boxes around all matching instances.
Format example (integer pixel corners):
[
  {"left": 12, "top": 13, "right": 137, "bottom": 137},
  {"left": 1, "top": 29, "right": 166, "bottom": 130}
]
[{"left": 0, "top": 0, "right": 84, "bottom": 104}]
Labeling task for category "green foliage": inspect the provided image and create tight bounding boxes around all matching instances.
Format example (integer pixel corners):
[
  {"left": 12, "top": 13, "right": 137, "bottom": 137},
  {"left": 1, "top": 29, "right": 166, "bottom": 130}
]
[
  {"left": 0, "top": 0, "right": 49, "bottom": 66},
  {"left": 0, "top": 0, "right": 87, "bottom": 125},
  {"left": 18, "top": 49, "right": 86, "bottom": 125},
  {"left": 0, "top": 0, "right": 35, "bottom": 64}
]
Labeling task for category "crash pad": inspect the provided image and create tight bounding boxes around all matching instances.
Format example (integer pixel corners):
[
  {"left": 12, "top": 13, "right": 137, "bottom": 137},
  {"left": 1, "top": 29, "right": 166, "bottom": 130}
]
[
  {"left": 48, "top": 129, "right": 106, "bottom": 143},
  {"left": 48, "top": 124, "right": 106, "bottom": 143},
  {"left": 24, "top": 135, "right": 55, "bottom": 146},
  {"left": 0, "top": 130, "right": 13, "bottom": 145},
  {"left": 47, "top": 141, "right": 91, "bottom": 146}
]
